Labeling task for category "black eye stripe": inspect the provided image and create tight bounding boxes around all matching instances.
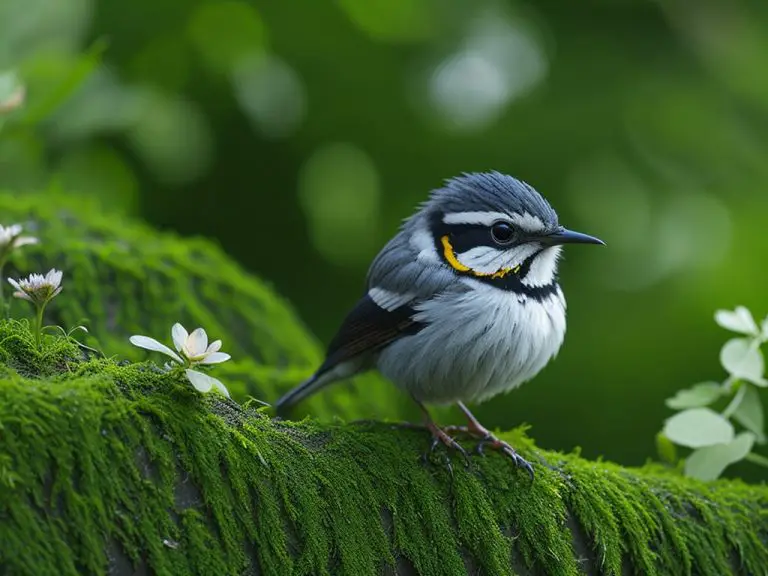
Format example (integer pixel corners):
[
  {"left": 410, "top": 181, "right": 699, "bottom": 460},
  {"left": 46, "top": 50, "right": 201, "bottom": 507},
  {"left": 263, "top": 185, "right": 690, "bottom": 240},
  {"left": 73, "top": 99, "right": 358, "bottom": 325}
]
[
  {"left": 430, "top": 212, "right": 525, "bottom": 253},
  {"left": 449, "top": 227, "right": 499, "bottom": 252}
]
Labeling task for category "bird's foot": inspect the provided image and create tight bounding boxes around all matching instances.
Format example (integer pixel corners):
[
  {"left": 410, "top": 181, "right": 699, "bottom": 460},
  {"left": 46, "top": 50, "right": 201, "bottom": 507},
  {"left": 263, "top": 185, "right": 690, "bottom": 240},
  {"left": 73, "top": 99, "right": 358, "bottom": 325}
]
[
  {"left": 451, "top": 403, "right": 535, "bottom": 479},
  {"left": 423, "top": 421, "right": 471, "bottom": 471},
  {"left": 474, "top": 434, "right": 534, "bottom": 479}
]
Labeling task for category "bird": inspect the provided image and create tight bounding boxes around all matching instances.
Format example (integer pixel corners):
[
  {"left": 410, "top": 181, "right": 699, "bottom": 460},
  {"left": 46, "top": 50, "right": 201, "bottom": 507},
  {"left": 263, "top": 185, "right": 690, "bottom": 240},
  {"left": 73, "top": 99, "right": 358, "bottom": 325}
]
[{"left": 275, "top": 171, "right": 604, "bottom": 476}]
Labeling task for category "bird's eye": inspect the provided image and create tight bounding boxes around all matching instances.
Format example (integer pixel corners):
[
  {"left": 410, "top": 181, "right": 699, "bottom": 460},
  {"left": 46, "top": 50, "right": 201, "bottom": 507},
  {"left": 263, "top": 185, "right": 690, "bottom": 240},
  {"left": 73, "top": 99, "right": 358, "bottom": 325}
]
[{"left": 490, "top": 222, "right": 515, "bottom": 245}]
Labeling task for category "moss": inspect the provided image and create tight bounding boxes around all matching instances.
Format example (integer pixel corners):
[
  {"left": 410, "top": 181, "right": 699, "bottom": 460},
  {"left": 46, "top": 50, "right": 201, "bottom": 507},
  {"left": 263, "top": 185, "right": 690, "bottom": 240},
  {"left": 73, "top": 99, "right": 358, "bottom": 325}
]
[
  {"left": 0, "top": 320, "right": 766, "bottom": 576},
  {"left": 0, "top": 192, "right": 400, "bottom": 422}
]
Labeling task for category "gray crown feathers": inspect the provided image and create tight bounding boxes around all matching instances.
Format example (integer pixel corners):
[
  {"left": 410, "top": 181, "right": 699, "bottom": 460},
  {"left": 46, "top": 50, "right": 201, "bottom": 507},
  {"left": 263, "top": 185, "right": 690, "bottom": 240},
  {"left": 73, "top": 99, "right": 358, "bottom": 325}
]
[{"left": 424, "top": 171, "right": 559, "bottom": 228}]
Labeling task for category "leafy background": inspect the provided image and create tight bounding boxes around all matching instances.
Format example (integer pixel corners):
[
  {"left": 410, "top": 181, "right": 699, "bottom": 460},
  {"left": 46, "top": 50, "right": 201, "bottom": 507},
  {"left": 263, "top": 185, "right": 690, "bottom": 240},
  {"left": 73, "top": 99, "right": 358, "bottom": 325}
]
[{"left": 2, "top": 0, "right": 768, "bottom": 481}]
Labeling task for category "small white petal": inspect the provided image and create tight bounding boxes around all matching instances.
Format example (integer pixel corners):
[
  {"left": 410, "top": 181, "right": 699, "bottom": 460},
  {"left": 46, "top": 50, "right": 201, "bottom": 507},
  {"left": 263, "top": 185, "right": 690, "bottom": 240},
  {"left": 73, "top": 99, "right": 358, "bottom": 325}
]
[
  {"left": 171, "top": 323, "right": 188, "bottom": 353},
  {"left": 185, "top": 369, "right": 214, "bottom": 393},
  {"left": 12, "top": 291, "right": 32, "bottom": 302},
  {"left": 206, "top": 340, "right": 222, "bottom": 354},
  {"left": 7, "top": 278, "right": 21, "bottom": 291},
  {"left": 45, "top": 269, "right": 63, "bottom": 288},
  {"left": 199, "top": 352, "right": 231, "bottom": 365},
  {"left": 13, "top": 236, "right": 38, "bottom": 247},
  {"left": 129, "top": 335, "right": 184, "bottom": 363},
  {"left": 211, "top": 376, "right": 231, "bottom": 398},
  {"left": 185, "top": 328, "right": 208, "bottom": 357}
]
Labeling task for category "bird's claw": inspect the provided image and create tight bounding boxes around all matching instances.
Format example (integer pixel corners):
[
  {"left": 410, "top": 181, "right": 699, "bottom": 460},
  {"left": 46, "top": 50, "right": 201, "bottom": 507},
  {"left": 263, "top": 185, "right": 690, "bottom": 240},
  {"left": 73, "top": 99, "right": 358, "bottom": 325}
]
[
  {"left": 423, "top": 427, "right": 471, "bottom": 470},
  {"left": 482, "top": 436, "right": 534, "bottom": 479}
]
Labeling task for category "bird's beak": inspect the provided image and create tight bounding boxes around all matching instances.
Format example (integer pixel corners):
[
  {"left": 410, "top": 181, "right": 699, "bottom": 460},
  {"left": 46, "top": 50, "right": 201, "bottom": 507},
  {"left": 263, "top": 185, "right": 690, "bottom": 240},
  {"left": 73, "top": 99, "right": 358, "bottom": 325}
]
[{"left": 541, "top": 227, "right": 605, "bottom": 247}]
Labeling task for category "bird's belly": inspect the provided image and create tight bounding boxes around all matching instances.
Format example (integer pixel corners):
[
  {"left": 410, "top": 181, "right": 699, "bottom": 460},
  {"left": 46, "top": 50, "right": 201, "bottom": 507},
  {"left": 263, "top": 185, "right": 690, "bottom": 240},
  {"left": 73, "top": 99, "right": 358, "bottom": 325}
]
[{"left": 376, "top": 287, "right": 567, "bottom": 405}]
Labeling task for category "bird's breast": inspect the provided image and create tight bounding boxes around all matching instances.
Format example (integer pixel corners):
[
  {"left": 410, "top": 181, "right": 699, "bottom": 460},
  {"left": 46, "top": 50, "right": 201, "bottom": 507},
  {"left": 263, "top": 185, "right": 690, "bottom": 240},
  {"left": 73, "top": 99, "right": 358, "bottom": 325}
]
[{"left": 376, "top": 283, "right": 567, "bottom": 405}]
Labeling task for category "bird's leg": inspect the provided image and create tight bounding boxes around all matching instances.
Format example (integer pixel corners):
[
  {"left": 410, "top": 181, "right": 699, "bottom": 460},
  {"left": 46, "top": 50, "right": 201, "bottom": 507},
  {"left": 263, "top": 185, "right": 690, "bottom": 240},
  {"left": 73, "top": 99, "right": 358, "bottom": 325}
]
[
  {"left": 414, "top": 399, "right": 470, "bottom": 468},
  {"left": 456, "top": 402, "right": 534, "bottom": 478}
]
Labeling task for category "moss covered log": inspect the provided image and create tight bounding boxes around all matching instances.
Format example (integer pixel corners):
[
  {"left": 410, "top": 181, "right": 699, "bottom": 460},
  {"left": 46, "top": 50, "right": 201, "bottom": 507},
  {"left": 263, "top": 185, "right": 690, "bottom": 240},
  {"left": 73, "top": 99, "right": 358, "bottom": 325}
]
[
  {"left": 0, "top": 321, "right": 766, "bottom": 576},
  {"left": 0, "top": 192, "right": 401, "bottom": 422}
]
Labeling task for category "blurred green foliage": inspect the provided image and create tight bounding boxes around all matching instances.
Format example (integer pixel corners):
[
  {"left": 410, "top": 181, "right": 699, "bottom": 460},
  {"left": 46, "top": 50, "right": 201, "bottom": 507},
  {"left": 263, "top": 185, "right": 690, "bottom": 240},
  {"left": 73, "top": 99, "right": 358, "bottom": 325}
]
[{"left": 2, "top": 0, "right": 768, "bottom": 481}]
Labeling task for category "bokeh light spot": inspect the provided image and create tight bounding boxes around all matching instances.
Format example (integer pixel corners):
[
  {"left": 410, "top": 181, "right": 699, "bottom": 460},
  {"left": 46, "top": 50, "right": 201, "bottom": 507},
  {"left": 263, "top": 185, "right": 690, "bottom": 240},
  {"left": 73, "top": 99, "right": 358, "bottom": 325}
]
[
  {"left": 656, "top": 191, "right": 731, "bottom": 273},
  {"left": 231, "top": 53, "right": 306, "bottom": 139},
  {"left": 336, "top": 0, "right": 436, "bottom": 43},
  {"left": 568, "top": 156, "right": 732, "bottom": 290},
  {"left": 46, "top": 67, "right": 144, "bottom": 142},
  {"left": 298, "top": 143, "right": 381, "bottom": 266},
  {"left": 420, "top": 6, "right": 548, "bottom": 132},
  {"left": 126, "top": 89, "right": 212, "bottom": 186},
  {"left": 187, "top": 1, "right": 267, "bottom": 73}
]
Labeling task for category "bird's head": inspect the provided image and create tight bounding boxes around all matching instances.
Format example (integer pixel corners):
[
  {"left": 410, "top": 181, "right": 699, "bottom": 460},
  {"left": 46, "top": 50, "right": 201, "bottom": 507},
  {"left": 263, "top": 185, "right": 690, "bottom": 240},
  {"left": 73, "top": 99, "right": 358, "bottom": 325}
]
[{"left": 421, "top": 171, "right": 604, "bottom": 290}]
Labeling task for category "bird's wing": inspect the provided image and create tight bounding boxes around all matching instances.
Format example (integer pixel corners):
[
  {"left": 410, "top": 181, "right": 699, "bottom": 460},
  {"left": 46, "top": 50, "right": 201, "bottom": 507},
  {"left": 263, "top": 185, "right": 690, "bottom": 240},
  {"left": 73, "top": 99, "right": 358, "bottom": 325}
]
[{"left": 316, "top": 291, "right": 423, "bottom": 377}]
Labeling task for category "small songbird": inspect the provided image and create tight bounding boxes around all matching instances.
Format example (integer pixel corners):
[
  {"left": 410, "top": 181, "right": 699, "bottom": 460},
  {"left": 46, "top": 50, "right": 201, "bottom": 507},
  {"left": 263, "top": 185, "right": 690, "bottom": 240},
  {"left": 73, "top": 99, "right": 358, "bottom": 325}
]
[{"left": 275, "top": 171, "right": 604, "bottom": 475}]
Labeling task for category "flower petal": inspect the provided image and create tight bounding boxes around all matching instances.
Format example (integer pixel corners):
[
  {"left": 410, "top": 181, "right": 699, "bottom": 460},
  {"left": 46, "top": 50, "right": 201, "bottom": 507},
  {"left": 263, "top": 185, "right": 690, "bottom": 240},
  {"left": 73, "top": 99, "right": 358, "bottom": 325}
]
[
  {"left": 206, "top": 340, "right": 222, "bottom": 354},
  {"left": 185, "top": 369, "right": 214, "bottom": 393},
  {"left": 7, "top": 278, "right": 21, "bottom": 291},
  {"left": 129, "top": 335, "right": 184, "bottom": 363},
  {"left": 199, "top": 352, "right": 231, "bottom": 365},
  {"left": 171, "top": 323, "right": 188, "bottom": 353},
  {"left": 48, "top": 269, "right": 63, "bottom": 288},
  {"left": 186, "top": 328, "right": 208, "bottom": 357},
  {"left": 13, "top": 236, "right": 38, "bottom": 248},
  {"left": 12, "top": 291, "right": 32, "bottom": 302},
  {"left": 211, "top": 376, "right": 231, "bottom": 398}
]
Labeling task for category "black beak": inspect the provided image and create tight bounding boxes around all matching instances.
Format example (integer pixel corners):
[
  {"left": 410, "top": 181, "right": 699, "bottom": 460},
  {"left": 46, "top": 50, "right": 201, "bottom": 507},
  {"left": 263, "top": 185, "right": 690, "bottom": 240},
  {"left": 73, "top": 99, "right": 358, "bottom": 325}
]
[{"left": 541, "top": 227, "right": 605, "bottom": 247}]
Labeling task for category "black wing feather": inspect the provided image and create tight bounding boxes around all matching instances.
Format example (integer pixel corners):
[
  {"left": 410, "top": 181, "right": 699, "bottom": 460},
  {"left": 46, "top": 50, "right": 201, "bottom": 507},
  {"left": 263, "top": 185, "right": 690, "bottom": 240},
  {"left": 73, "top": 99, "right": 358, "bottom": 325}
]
[{"left": 317, "top": 294, "right": 423, "bottom": 377}]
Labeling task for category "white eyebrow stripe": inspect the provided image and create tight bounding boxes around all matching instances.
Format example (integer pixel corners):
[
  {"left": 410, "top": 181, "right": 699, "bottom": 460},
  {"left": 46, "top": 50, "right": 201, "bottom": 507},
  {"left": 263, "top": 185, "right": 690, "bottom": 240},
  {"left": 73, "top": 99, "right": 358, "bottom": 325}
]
[
  {"left": 442, "top": 211, "right": 549, "bottom": 233},
  {"left": 442, "top": 211, "right": 510, "bottom": 226},
  {"left": 510, "top": 212, "right": 548, "bottom": 233}
]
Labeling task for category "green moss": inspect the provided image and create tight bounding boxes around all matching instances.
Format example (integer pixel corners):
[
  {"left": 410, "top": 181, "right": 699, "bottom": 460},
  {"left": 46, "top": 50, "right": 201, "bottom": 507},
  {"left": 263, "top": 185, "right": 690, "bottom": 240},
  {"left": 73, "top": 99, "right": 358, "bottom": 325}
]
[
  {"left": 0, "top": 320, "right": 766, "bottom": 576},
  {"left": 0, "top": 192, "right": 400, "bottom": 422}
]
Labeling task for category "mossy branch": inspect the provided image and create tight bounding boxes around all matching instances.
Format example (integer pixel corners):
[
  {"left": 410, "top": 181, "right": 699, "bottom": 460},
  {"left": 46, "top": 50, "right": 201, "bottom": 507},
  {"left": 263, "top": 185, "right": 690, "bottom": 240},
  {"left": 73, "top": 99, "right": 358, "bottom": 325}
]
[
  {"left": 0, "top": 194, "right": 766, "bottom": 575},
  {"left": 0, "top": 323, "right": 766, "bottom": 576}
]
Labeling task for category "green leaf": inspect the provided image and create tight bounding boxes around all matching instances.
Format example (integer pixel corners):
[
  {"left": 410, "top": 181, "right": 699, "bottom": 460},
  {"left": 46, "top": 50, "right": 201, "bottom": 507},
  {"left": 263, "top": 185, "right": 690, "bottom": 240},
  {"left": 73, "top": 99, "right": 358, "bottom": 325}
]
[
  {"left": 656, "top": 432, "right": 678, "bottom": 465},
  {"left": 665, "top": 382, "right": 725, "bottom": 410},
  {"left": 715, "top": 306, "right": 760, "bottom": 336},
  {"left": 733, "top": 384, "right": 766, "bottom": 443},
  {"left": 720, "top": 338, "right": 766, "bottom": 385},
  {"left": 684, "top": 432, "right": 755, "bottom": 481},
  {"left": 663, "top": 407, "right": 735, "bottom": 448},
  {"left": 19, "top": 39, "right": 108, "bottom": 127}
]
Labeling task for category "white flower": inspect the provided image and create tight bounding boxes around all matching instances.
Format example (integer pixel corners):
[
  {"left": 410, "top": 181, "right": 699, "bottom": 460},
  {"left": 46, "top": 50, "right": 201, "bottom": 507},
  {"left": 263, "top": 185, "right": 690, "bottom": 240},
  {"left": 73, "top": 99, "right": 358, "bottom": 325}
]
[
  {"left": 171, "top": 323, "right": 231, "bottom": 365},
  {"left": 0, "top": 75, "right": 24, "bottom": 114},
  {"left": 130, "top": 323, "right": 231, "bottom": 367},
  {"left": 8, "top": 269, "right": 63, "bottom": 306},
  {"left": 129, "top": 323, "right": 232, "bottom": 397},
  {"left": 0, "top": 223, "right": 38, "bottom": 255}
]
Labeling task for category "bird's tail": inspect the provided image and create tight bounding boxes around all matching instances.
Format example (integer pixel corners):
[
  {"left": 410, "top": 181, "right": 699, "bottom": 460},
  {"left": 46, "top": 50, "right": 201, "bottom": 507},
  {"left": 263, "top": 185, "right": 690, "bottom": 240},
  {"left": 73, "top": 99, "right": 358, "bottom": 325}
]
[{"left": 274, "top": 371, "right": 331, "bottom": 417}]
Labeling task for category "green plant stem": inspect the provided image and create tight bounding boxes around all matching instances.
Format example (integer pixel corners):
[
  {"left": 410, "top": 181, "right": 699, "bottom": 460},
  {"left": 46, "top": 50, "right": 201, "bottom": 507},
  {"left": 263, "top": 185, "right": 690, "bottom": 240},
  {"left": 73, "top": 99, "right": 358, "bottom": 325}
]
[
  {"left": 744, "top": 452, "right": 768, "bottom": 468},
  {"left": 722, "top": 382, "right": 747, "bottom": 419},
  {"left": 0, "top": 260, "right": 6, "bottom": 319},
  {"left": 35, "top": 302, "right": 47, "bottom": 350}
]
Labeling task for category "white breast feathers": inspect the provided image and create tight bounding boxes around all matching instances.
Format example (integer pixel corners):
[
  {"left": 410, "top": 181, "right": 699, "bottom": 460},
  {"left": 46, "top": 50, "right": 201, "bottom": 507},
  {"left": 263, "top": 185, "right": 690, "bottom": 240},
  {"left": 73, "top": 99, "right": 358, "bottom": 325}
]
[{"left": 376, "top": 282, "right": 567, "bottom": 405}]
